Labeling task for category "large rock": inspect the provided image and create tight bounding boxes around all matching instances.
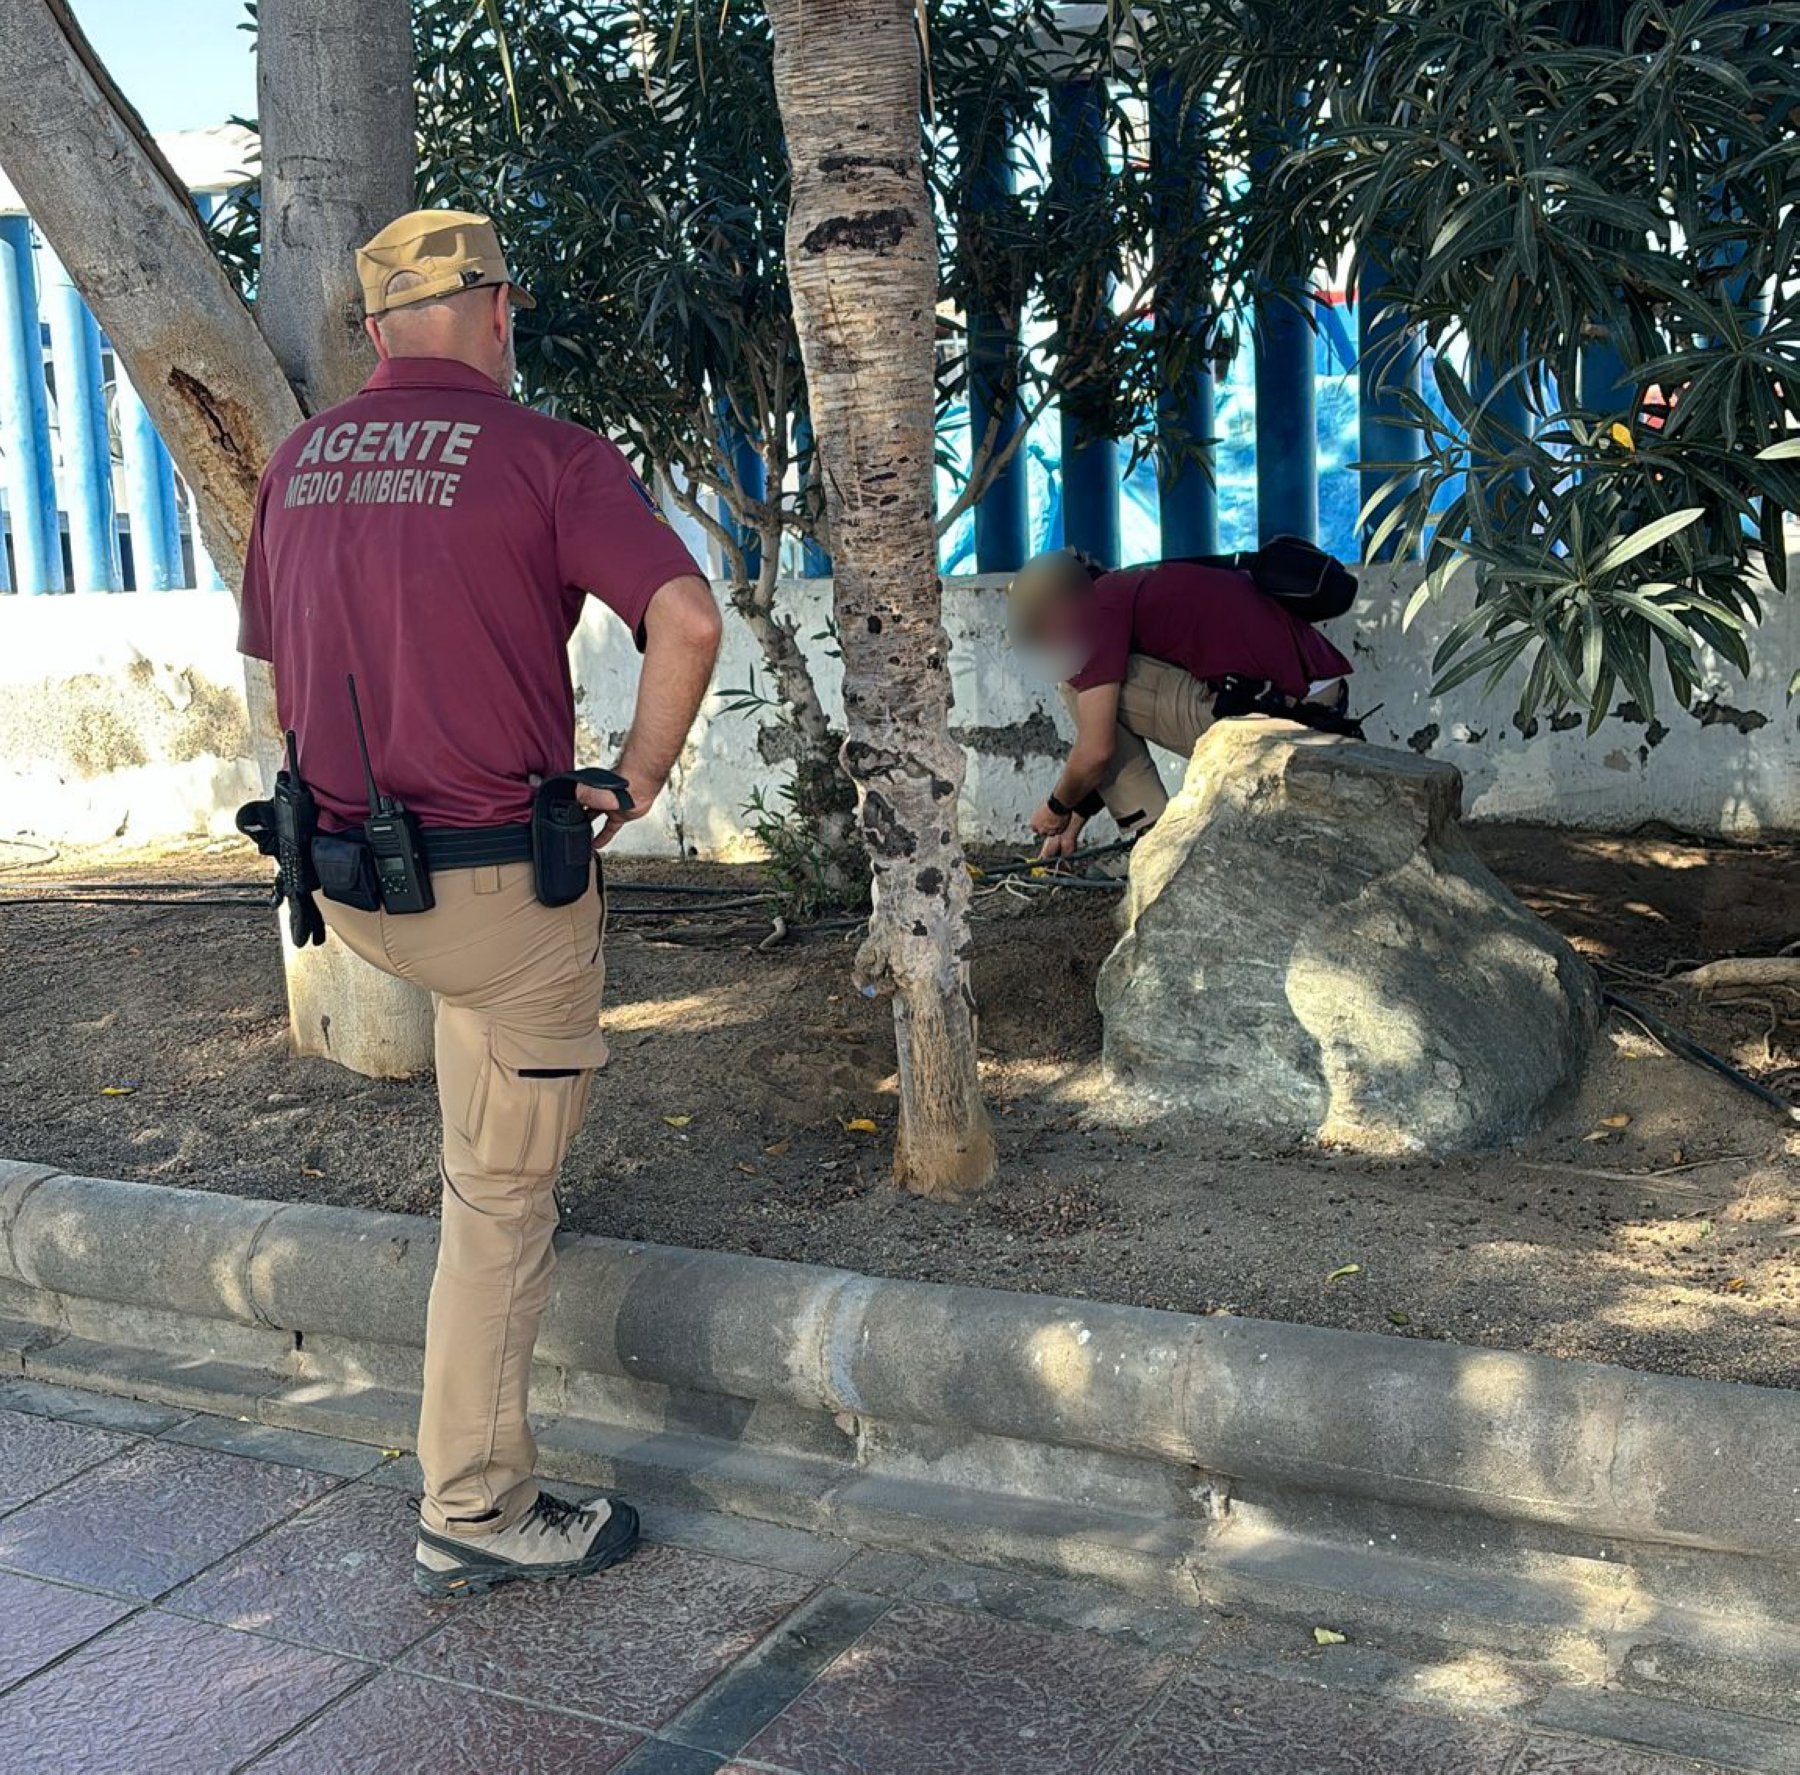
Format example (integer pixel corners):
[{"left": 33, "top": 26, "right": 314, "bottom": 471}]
[{"left": 1096, "top": 722, "right": 1599, "bottom": 1153}]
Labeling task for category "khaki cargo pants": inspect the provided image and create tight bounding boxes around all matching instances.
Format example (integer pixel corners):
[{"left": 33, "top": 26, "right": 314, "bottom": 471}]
[
  {"left": 1061, "top": 653, "right": 1217, "bottom": 831},
  {"left": 321, "top": 860, "right": 606, "bottom": 1535}
]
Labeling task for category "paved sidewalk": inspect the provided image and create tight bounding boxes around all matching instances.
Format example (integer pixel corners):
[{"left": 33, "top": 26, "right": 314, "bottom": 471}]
[{"left": 0, "top": 1379, "right": 1774, "bottom": 1774}]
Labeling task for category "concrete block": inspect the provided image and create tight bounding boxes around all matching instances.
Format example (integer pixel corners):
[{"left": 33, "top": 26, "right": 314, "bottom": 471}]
[
  {"left": 26, "top": 1336, "right": 285, "bottom": 1419},
  {"left": 1608, "top": 1367, "right": 1800, "bottom": 1555},
  {"left": 290, "top": 1329, "right": 424, "bottom": 1399},
  {"left": 247, "top": 1201, "right": 435, "bottom": 1344},
  {"left": 542, "top": 1238, "right": 850, "bottom": 1408},
  {"left": 842, "top": 1281, "right": 1193, "bottom": 1461},
  {"left": 0, "top": 1160, "right": 59, "bottom": 1284},
  {"left": 161, "top": 1414, "right": 390, "bottom": 1478},
  {"left": 1181, "top": 1317, "right": 1612, "bottom": 1509},
  {"left": 1530, "top": 1686, "right": 1800, "bottom": 1773},
  {"left": 257, "top": 1379, "right": 418, "bottom": 1451},
  {"left": 534, "top": 1414, "right": 844, "bottom": 1532},
  {"left": 10, "top": 1173, "right": 271, "bottom": 1324},
  {"left": 634, "top": 1501, "right": 856, "bottom": 1580},
  {"left": 0, "top": 1375, "right": 189, "bottom": 1435},
  {"left": 854, "top": 1416, "right": 1197, "bottom": 1519},
  {"left": 54, "top": 1295, "right": 294, "bottom": 1372},
  {"left": 0, "top": 1315, "right": 61, "bottom": 1374}
]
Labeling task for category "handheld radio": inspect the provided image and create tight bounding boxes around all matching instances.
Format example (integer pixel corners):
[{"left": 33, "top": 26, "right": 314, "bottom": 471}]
[{"left": 347, "top": 673, "right": 434, "bottom": 914}]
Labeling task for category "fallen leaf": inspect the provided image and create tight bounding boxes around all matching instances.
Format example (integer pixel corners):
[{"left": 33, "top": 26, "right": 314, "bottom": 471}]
[
  {"left": 1600, "top": 1113, "right": 1631, "bottom": 1129},
  {"left": 1725, "top": 1277, "right": 1747, "bottom": 1292},
  {"left": 1313, "top": 1627, "right": 1348, "bottom": 1646},
  {"left": 764, "top": 1139, "right": 793, "bottom": 1157},
  {"left": 1326, "top": 1263, "right": 1361, "bottom": 1283},
  {"left": 1609, "top": 421, "right": 1635, "bottom": 450},
  {"left": 845, "top": 1118, "right": 879, "bottom": 1134},
  {"left": 662, "top": 1114, "right": 692, "bottom": 1129},
  {"left": 99, "top": 1085, "right": 136, "bottom": 1097},
  {"left": 300, "top": 1166, "right": 324, "bottom": 1179},
  {"left": 379, "top": 1449, "right": 403, "bottom": 1459},
  {"left": 1581, "top": 1129, "right": 1612, "bottom": 1142},
  {"left": 1386, "top": 1308, "right": 1412, "bottom": 1326},
  {"left": 1697, "top": 1219, "right": 1714, "bottom": 1239},
  {"left": 735, "top": 1162, "right": 759, "bottom": 1177}
]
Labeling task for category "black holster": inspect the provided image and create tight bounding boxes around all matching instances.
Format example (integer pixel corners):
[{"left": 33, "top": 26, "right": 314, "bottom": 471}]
[
  {"left": 236, "top": 743, "right": 326, "bottom": 947},
  {"left": 531, "top": 769, "right": 633, "bottom": 907},
  {"left": 1211, "top": 674, "right": 1366, "bottom": 740}
]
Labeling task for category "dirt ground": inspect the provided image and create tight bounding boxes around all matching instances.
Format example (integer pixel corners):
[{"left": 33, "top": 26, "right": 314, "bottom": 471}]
[{"left": 1, "top": 825, "right": 1795, "bottom": 1389}]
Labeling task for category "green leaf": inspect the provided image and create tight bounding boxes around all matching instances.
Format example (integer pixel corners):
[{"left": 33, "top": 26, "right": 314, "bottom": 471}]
[
  {"left": 1401, "top": 578, "right": 1435, "bottom": 633},
  {"left": 1589, "top": 509, "right": 1706, "bottom": 579}
]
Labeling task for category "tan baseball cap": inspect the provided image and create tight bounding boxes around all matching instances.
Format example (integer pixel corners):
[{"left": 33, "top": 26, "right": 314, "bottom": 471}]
[{"left": 355, "top": 209, "right": 535, "bottom": 316}]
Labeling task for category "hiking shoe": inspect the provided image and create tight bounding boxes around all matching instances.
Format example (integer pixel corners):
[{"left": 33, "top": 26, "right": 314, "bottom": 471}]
[{"left": 414, "top": 1491, "right": 640, "bottom": 1600}]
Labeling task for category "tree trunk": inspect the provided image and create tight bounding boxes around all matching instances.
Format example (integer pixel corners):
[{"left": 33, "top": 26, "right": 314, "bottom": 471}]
[
  {"left": 254, "top": 0, "right": 432, "bottom": 1073},
  {"left": 0, "top": 0, "right": 301, "bottom": 579},
  {"left": 0, "top": 0, "right": 430, "bottom": 1078},
  {"left": 257, "top": 0, "right": 416, "bottom": 411},
  {"left": 765, "top": 0, "right": 996, "bottom": 1196}
]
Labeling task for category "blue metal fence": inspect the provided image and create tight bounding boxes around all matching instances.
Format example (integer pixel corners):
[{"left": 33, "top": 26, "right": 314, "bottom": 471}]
[
  {"left": 0, "top": 103, "right": 1484, "bottom": 595},
  {"left": 0, "top": 214, "right": 204, "bottom": 594}
]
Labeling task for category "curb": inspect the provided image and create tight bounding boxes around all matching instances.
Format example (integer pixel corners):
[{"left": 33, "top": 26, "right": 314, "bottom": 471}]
[{"left": 4, "top": 1161, "right": 1799, "bottom": 1720}]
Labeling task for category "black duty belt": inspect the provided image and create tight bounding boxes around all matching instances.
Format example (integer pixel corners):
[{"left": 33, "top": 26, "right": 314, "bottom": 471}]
[{"left": 418, "top": 822, "right": 534, "bottom": 869}]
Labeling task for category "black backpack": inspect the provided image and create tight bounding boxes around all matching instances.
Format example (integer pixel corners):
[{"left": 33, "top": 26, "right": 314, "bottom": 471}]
[{"left": 1169, "top": 535, "right": 1358, "bottom": 623}]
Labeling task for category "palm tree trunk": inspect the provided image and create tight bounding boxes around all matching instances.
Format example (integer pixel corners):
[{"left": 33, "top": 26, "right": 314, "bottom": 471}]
[{"left": 766, "top": 0, "right": 996, "bottom": 1197}]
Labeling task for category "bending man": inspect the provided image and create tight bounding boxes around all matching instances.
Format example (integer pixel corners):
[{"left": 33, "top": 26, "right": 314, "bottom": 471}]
[
  {"left": 1007, "top": 550, "right": 1353, "bottom": 857},
  {"left": 239, "top": 210, "right": 721, "bottom": 1598}
]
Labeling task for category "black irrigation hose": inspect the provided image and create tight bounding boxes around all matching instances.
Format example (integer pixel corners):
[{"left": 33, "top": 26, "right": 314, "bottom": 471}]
[
  {"left": 0, "top": 894, "right": 272, "bottom": 911},
  {"left": 974, "top": 840, "right": 1133, "bottom": 884},
  {"left": 1604, "top": 988, "right": 1800, "bottom": 1123}
]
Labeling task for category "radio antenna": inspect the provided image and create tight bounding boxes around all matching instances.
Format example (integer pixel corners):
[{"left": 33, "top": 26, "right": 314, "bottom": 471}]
[{"left": 346, "top": 674, "right": 384, "bottom": 816}]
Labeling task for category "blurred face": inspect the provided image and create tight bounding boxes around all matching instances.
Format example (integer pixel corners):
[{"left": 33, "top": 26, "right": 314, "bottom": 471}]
[{"left": 1015, "top": 584, "right": 1087, "bottom": 682}]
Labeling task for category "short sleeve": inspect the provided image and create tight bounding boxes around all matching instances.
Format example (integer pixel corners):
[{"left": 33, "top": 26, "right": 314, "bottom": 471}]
[
  {"left": 555, "top": 438, "right": 704, "bottom": 644},
  {"left": 237, "top": 478, "right": 274, "bottom": 660},
  {"left": 1065, "top": 573, "right": 1138, "bottom": 690}
]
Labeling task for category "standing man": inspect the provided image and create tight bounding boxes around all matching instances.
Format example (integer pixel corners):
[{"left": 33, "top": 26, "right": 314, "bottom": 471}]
[
  {"left": 1006, "top": 549, "right": 1354, "bottom": 857},
  {"left": 239, "top": 210, "right": 721, "bottom": 1599}
]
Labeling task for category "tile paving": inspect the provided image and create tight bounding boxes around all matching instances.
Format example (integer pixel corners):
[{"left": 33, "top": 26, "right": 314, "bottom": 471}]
[{"left": 0, "top": 1380, "right": 1777, "bottom": 1774}]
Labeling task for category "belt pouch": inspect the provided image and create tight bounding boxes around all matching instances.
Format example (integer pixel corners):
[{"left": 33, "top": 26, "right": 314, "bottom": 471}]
[
  {"left": 531, "top": 781, "right": 597, "bottom": 908},
  {"left": 312, "top": 833, "right": 383, "bottom": 912}
]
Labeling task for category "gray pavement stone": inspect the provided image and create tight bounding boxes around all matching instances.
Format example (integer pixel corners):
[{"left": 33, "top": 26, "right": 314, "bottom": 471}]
[
  {"left": 0, "top": 1569, "right": 135, "bottom": 1690},
  {"left": 0, "top": 1436, "right": 337, "bottom": 1599},
  {"left": 1533, "top": 1688, "right": 1800, "bottom": 1775},
  {"left": 249, "top": 1669, "right": 641, "bottom": 1773},
  {"left": 743, "top": 1600, "right": 1176, "bottom": 1775},
  {"left": 162, "top": 1482, "right": 441, "bottom": 1662},
  {"left": 0, "top": 1377, "right": 188, "bottom": 1435},
  {"left": 0, "top": 1608, "right": 362, "bottom": 1774},
  {"left": 161, "top": 1414, "right": 389, "bottom": 1478},
  {"left": 635, "top": 1502, "right": 855, "bottom": 1581},
  {"left": 0, "top": 1409, "right": 135, "bottom": 1515},
  {"left": 1513, "top": 1736, "right": 1725, "bottom": 1773},
  {"left": 0, "top": 1380, "right": 1779, "bottom": 1775},
  {"left": 664, "top": 1588, "right": 890, "bottom": 1755},
  {"left": 399, "top": 1541, "right": 817, "bottom": 1732},
  {"left": 1109, "top": 1667, "right": 1524, "bottom": 1774}
]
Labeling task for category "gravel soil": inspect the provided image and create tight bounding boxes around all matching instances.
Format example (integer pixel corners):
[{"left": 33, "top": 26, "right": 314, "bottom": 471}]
[{"left": 1, "top": 823, "right": 1795, "bottom": 1388}]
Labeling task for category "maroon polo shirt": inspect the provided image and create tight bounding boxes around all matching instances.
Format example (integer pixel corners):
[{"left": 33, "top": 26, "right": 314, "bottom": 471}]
[
  {"left": 239, "top": 357, "right": 702, "bottom": 830},
  {"left": 1067, "top": 560, "right": 1351, "bottom": 699}
]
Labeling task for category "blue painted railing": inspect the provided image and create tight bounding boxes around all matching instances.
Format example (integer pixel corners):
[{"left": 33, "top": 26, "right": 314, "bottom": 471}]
[
  {"left": 0, "top": 214, "right": 208, "bottom": 594},
  {"left": 1, "top": 93, "right": 1542, "bottom": 597}
]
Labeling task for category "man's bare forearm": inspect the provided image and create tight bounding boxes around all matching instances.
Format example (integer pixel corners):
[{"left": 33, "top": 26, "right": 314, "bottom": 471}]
[{"left": 615, "top": 575, "right": 722, "bottom": 798}]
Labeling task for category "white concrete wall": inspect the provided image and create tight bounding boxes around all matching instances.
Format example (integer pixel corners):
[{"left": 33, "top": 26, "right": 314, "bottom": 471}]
[{"left": 2, "top": 571, "right": 1795, "bottom": 851}]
